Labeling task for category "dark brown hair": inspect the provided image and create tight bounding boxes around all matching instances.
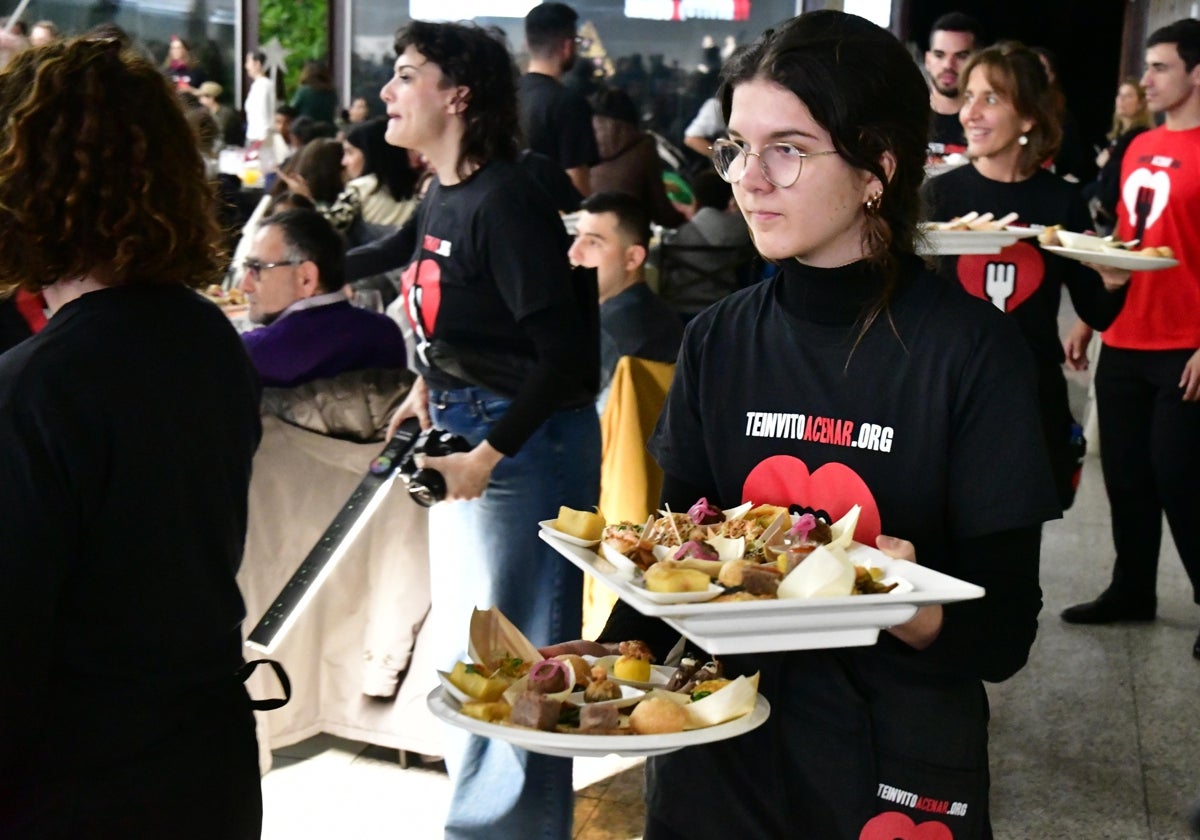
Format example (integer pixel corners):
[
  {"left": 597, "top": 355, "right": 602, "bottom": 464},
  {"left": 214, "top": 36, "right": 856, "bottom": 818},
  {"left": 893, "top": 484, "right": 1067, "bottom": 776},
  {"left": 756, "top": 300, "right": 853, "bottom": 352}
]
[
  {"left": 0, "top": 37, "right": 224, "bottom": 293},
  {"left": 720, "top": 10, "right": 930, "bottom": 279},
  {"left": 394, "top": 20, "right": 519, "bottom": 177}
]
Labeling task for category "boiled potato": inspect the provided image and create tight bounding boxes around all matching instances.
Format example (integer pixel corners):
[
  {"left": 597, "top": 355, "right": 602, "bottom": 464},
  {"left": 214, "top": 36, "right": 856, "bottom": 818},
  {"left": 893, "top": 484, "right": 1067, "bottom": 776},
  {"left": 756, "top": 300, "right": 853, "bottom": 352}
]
[
  {"left": 644, "top": 562, "right": 711, "bottom": 593},
  {"left": 448, "top": 661, "right": 511, "bottom": 701},
  {"left": 553, "top": 506, "right": 605, "bottom": 541}
]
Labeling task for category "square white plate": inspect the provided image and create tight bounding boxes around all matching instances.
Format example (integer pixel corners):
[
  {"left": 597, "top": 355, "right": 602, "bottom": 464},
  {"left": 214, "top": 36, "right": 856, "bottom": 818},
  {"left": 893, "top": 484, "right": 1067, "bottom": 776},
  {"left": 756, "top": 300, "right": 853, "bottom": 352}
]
[{"left": 540, "top": 531, "right": 984, "bottom": 654}]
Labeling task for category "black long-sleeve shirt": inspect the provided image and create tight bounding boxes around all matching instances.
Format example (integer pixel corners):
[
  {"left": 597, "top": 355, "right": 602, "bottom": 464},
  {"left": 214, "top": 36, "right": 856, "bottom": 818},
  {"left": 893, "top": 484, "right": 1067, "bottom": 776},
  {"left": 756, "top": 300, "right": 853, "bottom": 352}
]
[{"left": 0, "top": 284, "right": 261, "bottom": 791}]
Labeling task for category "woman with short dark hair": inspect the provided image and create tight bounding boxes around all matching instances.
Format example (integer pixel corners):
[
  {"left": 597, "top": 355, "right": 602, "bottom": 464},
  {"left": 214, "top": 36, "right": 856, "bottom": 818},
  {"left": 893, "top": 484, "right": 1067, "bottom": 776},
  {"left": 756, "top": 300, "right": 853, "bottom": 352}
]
[{"left": 382, "top": 19, "right": 601, "bottom": 840}]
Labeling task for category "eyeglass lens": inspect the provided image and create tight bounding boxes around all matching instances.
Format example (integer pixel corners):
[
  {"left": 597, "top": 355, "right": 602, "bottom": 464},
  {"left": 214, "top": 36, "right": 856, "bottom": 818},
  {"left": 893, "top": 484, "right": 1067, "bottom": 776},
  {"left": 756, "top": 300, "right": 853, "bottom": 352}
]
[{"left": 713, "top": 142, "right": 803, "bottom": 188}]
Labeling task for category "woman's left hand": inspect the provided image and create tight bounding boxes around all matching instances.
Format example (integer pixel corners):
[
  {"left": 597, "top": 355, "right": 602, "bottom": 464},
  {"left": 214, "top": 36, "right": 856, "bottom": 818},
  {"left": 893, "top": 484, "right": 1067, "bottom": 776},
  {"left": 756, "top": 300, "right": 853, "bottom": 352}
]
[
  {"left": 876, "top": 534, "right": 944, "bottom": 650},
  {"left": 418, "top": 441, "right": 504, "bottom": 502}
]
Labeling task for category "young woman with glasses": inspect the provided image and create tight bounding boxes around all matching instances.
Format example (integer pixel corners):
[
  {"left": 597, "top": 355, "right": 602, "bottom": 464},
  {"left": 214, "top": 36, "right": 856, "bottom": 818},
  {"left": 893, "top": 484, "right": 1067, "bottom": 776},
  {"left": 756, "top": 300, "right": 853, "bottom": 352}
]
[{"left": 551, "top": 11, "right": 1060, "bottom": 838}]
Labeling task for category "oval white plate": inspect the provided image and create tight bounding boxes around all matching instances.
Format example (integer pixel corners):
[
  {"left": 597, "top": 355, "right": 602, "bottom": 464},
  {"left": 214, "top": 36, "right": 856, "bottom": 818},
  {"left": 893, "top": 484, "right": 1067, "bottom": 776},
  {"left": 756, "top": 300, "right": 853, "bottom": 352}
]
[
  {"left": 428, "top": 686, "right": 771, "bottom": 759},
  {"left": 539, "top": 520, "right": 600, "bottom": 548},
  {"left": 436, "top": 669, "right": 484, "bottom": 705},
  {"left": 1041, "top": 244, "right": 1178, "bottom": 271}
]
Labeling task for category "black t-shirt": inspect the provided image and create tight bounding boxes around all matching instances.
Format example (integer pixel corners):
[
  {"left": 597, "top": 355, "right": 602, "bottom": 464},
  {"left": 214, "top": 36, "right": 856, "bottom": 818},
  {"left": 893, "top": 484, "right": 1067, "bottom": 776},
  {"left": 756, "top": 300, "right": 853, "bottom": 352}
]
[
  {"left": 631, "top": 258, "right": 1059, "bottom": 837},
  {"left": 518, "top": 72, "right": 600, "bottom": 171},
  {"left": 599, "top": 281, "right": 683, "bottom": 390},
  {"left": 398, "top": 159, "right": 594, "bottom": 453},
  {"left": 652, "top": 257, "right": 1058, "bottom": 571},
  {"left": 0, "top": 284, "right": 261, "bottom": 786},
  {"left": 922, "top": 164, "right": 1127, "bottom": 370},
  {"left": 929, "top": 110, "right": 967, "bottom": 150}
]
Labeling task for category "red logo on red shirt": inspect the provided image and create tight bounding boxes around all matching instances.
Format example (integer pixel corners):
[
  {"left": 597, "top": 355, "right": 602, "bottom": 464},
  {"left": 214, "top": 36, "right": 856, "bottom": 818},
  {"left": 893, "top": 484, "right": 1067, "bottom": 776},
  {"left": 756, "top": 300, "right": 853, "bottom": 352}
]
[
  {"left": 956, "top": 241, "right": 1044, "bottom": 312},
  {"left": 742, "top": 455, "right": 881, "bottom": 542}
]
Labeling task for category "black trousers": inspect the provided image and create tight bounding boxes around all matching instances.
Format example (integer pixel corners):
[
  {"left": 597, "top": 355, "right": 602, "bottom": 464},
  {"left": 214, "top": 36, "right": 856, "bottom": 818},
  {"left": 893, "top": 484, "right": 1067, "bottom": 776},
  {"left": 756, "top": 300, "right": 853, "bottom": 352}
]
[{"left": 1095, "top": 345, "right": 1200, "bottom": 606}]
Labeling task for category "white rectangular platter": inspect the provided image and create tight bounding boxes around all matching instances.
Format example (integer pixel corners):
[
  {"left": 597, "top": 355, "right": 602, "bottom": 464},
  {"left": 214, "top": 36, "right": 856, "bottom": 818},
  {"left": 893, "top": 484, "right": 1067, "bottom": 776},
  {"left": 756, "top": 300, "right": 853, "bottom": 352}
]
[{"left": 541, "top": 531, "right": 985, "bottom": 654}]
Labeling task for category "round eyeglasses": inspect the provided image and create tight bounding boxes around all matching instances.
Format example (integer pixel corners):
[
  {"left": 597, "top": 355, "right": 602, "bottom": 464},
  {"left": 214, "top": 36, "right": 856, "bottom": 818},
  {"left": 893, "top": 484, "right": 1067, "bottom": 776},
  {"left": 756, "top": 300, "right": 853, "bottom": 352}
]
[{"left": 710, "top": 138, "right": 839, "bottom": 188}]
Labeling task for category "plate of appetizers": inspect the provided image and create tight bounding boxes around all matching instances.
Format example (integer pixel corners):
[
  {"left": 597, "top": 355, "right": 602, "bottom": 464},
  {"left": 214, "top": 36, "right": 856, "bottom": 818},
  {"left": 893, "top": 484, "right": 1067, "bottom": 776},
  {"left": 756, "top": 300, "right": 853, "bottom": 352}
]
[
  {"left": 429, "top": 608, "right": 770, "bottom": 758},
  {"left": 428, "top": 686, "right": 770, "bottom": 758},
  {"left": 1041, "top": 245, "right": 1178, "bottom": 271},
  {"left": 540, "top": 501, "right": 984, "bottom": 654},
  {"left": 917, "top": 214, "right": 1040, "bottom": 255}
]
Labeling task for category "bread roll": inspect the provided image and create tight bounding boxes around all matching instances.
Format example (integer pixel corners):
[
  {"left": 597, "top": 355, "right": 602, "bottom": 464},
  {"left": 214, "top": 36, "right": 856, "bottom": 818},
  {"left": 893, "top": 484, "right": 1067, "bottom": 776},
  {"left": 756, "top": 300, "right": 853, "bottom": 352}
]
[{"left": 629, "top": 697, "right": 687, "bottom": 734}]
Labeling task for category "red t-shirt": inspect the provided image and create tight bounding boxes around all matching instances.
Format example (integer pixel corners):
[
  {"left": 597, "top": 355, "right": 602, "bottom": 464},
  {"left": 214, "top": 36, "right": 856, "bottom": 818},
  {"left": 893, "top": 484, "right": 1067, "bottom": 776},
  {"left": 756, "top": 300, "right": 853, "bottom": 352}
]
[{"left": 1107, "top": 125, "right": 1200, "bottom": 349}]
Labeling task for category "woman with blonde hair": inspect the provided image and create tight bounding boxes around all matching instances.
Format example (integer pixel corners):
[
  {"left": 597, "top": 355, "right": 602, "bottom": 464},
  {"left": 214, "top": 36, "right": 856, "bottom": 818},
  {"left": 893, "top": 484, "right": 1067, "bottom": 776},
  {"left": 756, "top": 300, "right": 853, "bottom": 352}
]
[
  {"left": 0, "top": 36, "right": 263, "bottom": 837},
  {"left": 1086, "top": 77, "right": 1154, "bottom": 231}
]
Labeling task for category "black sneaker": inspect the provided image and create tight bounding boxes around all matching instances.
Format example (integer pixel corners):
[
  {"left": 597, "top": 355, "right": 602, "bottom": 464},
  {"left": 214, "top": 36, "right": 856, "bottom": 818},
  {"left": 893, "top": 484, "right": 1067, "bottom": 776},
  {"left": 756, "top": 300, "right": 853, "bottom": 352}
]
[
  {"left": 1061, "top": 595, "right": 1156, "bottom": 625},
  {"left": 1193, "top": 630, "right": 1200, "bottom": 661}
]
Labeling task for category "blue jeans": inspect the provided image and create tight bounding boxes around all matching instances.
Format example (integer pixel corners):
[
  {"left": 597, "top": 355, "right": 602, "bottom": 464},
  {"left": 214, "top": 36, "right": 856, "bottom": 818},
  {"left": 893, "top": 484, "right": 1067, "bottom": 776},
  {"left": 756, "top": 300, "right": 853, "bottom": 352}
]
[{"left": 426, "top": 386, "right": 601, "bottom": 840}]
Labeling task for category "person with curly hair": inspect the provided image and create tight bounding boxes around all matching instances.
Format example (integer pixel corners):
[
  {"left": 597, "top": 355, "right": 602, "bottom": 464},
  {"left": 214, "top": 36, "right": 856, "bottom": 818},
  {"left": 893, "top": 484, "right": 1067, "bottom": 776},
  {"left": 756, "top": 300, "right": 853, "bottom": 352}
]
[{"left": 0, "top": 36, "right": 264, "bottom": 838}]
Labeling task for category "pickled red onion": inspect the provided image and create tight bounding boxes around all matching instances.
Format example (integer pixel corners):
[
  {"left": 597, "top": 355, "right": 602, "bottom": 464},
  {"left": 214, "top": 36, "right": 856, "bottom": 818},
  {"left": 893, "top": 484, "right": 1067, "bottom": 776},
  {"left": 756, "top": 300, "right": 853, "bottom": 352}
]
[
  {"left": 528, "top": 658, "right": 572, "bottom": 693},
  {"left": 788, "top": 513, "right": 817, "bottom": 541},
  {"left": 688, "top": 497, "right": 724, "bottom": 525},
  {"left": 674, "top": 540, "right": 720, "bottom": 562}
]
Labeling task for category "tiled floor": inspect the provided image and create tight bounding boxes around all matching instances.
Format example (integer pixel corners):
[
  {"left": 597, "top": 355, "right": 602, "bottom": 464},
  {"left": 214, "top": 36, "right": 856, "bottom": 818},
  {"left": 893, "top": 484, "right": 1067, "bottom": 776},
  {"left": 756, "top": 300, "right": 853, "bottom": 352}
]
[{"left": 261, "top": 321, "right": 1200, "bottom": 839}]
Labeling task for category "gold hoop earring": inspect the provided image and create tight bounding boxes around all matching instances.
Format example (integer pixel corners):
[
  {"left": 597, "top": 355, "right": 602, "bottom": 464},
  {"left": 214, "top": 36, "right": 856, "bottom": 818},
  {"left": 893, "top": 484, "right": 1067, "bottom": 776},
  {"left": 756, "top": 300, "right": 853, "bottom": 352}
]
[{"left": 864, "top": 190, "right": 883, "bottom": 215}]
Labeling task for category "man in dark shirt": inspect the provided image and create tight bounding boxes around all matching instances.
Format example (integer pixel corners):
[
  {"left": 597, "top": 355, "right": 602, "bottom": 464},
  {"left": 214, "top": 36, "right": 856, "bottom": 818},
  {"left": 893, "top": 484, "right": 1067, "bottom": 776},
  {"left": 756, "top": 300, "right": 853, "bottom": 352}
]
[
  {"left": 924, "top": 12, "right": 983, "bottom": 154},
  {"left": 519, "top": 2, "right": 599, "bottom": 196},
  {"left": 568, "top": 191, "right": 682, "bottom": 401},
  {"left": 240, "top": 208, "right": 406, "bottom": 387}
]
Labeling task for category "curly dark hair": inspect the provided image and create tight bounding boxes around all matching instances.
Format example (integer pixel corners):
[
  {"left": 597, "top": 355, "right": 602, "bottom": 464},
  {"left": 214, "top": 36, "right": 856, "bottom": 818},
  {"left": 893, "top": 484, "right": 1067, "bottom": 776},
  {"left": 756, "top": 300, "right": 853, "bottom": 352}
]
[
  {"left": 0, "top": 37, "right": 224, "bottom": 293},
  {"left": 961, "top": 43, "right": 1062, "bottom": 180},
  {"left": 394, "top": 20, "right": 519, "bottom": 177},
  {"left": 719, "top": 10, "right": 930, "bottom": 280}
]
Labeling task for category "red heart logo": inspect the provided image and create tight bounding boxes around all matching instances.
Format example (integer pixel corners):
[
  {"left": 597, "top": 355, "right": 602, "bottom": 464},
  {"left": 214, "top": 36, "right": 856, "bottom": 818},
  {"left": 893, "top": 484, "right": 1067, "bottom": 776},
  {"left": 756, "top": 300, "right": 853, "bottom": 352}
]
[
  {"left": 956, "top": 240, "right": 1044, "bottom": 313},
  {"left": 742, "top": 455, "right": 881, "bottom": 543},
  {"left": 399, "top": 257, "right": 442, "bottom": 335},
  {"left": 860, "top": 811, "right": 955, "bottom": 840}
]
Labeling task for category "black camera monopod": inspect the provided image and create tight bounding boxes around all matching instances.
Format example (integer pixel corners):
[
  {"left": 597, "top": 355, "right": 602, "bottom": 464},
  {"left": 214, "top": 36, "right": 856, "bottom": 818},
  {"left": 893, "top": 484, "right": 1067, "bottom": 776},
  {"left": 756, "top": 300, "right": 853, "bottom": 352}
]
[{"left": 245, "top": 418, "right": 426, "bottom": 654}]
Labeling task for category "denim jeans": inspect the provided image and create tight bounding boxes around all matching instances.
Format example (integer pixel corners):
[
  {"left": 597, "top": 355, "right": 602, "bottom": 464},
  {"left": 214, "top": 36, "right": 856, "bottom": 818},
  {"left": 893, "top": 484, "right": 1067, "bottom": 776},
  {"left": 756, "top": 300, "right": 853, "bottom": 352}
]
[{"left": 426, "top": 385, "right": 601, "bottom": 840}]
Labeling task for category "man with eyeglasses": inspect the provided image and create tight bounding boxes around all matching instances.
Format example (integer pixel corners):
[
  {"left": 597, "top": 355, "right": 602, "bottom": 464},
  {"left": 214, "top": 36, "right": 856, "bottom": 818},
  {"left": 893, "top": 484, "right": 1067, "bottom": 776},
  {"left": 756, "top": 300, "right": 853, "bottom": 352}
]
[
  {"left": 518, "top": 2, "right": 599, "bottom": 197},
  {"left": 240, "top": 208, "right": 406, "bottom": 388}
]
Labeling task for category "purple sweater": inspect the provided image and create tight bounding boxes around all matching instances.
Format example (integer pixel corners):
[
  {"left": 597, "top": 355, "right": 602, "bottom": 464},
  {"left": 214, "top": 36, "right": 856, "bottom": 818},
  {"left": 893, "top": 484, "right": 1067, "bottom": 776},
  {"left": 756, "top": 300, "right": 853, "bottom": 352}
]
[{"left": 241, "top": 300, "right": 407, "bottom": 387}]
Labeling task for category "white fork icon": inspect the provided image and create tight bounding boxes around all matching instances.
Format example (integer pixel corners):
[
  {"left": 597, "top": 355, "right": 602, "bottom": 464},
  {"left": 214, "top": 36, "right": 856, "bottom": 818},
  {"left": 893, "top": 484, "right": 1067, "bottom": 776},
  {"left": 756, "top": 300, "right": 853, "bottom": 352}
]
[{"left": 985, "top": 262, "right": 1016, "bottom": 310}]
